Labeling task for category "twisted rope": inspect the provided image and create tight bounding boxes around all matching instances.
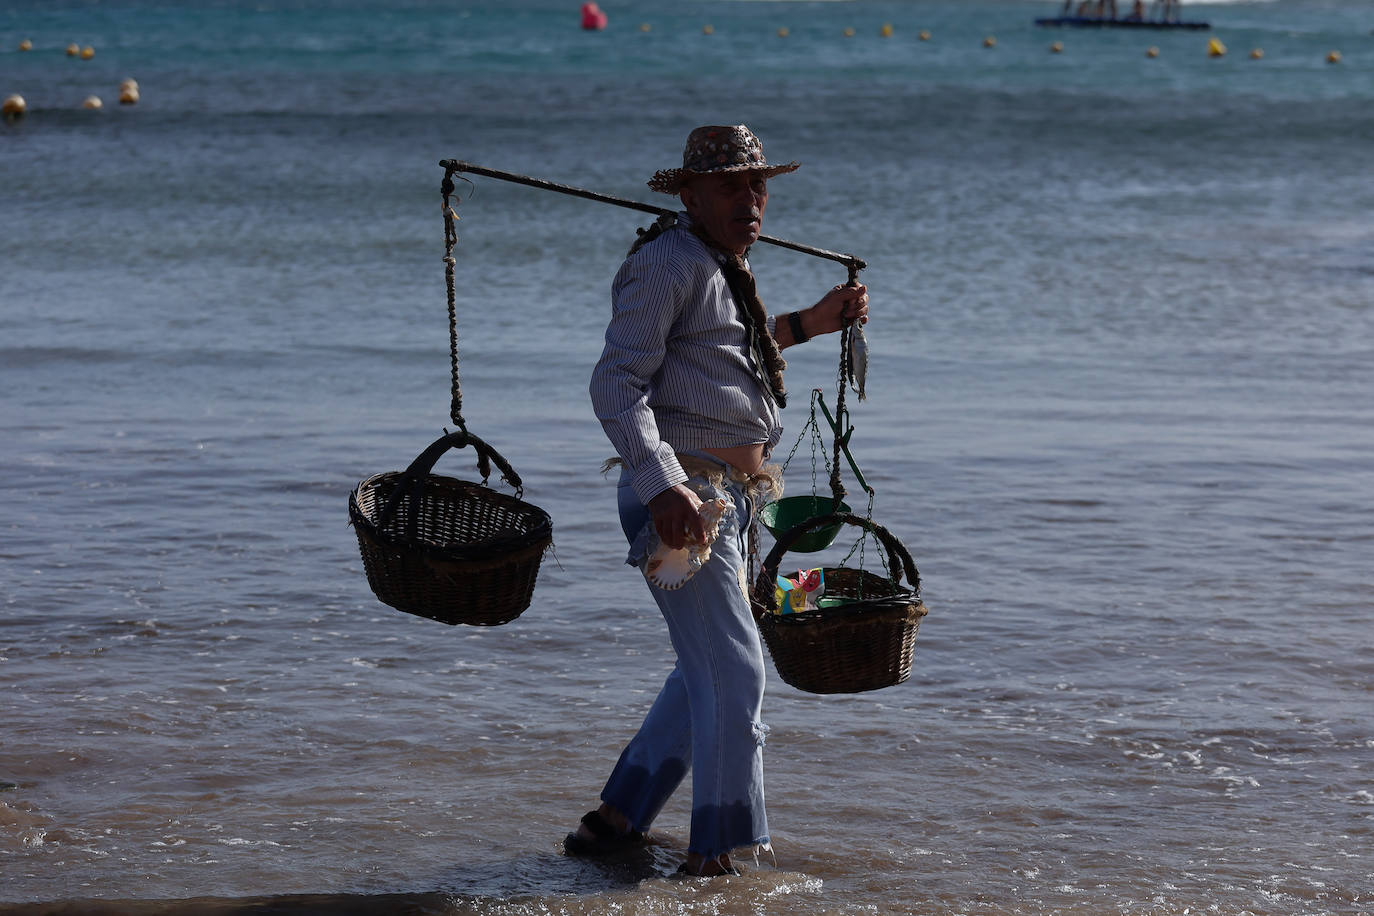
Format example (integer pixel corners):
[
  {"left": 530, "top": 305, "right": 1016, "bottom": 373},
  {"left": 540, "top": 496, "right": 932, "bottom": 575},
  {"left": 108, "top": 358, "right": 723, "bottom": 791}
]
[
  {"left": 441, "top": 167, "right": 466, "bottom": 430},
  {"left": 830, "top": 263, "right": 862, "bottom": 504}
]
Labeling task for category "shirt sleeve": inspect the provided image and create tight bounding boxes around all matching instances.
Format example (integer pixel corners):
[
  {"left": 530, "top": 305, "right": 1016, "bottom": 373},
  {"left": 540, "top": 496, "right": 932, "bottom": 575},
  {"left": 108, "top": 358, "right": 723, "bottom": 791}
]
[{"left": 589, "top": 251, "right": 690, "bottom": 505}]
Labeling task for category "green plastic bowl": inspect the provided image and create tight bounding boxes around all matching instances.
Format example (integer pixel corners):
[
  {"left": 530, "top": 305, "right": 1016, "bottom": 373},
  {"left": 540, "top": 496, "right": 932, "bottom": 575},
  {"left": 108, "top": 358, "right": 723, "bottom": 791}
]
[{"left": 758, "top": 495, "right": 852, "bottom": 553}]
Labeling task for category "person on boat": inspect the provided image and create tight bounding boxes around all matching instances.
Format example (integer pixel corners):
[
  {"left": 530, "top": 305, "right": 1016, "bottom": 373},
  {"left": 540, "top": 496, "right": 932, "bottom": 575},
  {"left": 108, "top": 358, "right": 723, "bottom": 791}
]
[
  {"left": 1153, "top": 0, "right": 1180, "bottom": 23},
  {"left": 1097, "top": 0, "right": 1119, "bottom": 21},
  {"left": 1125, "top": 0, "right": 1146, "bottom": 22},
  {"left": 572, "top": 124, "right": 869, "bottom": 877}
]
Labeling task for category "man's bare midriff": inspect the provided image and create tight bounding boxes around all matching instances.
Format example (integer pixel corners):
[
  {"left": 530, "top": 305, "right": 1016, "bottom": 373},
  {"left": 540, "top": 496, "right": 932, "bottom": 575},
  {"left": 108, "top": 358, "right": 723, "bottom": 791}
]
[{"left": 704, "top": 444, "right": 766, "bottom": 477}]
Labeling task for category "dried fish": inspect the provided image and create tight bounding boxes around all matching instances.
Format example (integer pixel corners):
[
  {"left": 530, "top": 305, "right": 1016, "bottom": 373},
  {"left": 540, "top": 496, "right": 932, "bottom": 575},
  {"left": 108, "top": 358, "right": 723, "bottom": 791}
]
[{"left": 847, "top": 322, "right": 868, "bottom": 401}]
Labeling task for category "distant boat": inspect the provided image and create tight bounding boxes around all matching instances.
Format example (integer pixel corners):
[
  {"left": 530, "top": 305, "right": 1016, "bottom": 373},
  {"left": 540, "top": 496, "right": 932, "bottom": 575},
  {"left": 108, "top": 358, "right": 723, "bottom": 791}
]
[{"left": 1035, "top": 16, "right": 1210, "bottom": 30}]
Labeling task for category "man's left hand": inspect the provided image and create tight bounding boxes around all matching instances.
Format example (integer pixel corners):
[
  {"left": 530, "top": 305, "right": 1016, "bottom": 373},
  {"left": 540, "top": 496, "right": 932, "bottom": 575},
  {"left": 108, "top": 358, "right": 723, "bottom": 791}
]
[{"left": 800, "top": 282, "right": 869, "bottom": 340}]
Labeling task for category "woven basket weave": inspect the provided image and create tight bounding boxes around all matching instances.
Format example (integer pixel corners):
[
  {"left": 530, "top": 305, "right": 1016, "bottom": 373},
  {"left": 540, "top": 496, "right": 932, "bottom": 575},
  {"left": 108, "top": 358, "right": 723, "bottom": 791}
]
[
  {"left": 349, "top": 431, "right": 552, "bottom": 627},
  {"left": 752, "top": 513, "right": 927, "bottom": 694}
]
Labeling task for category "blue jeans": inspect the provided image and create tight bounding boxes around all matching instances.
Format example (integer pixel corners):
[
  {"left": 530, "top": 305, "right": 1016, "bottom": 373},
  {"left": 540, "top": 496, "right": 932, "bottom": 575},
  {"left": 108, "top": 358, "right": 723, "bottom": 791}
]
[{"left": 600, "top": 453, "right": 770, "bottom": 862}]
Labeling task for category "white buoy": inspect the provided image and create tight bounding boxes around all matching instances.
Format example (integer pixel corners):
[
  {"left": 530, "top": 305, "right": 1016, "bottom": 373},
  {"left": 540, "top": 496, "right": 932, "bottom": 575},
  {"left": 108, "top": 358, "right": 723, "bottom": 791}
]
[
  {"left": 119, "top": 86, "right": 140, "bottom": 105},
  {"left": 1146, "top": 46, "right": 1160, "bottom": 58},
  {"left": 82, "top": 95, "right": 103, "bottom": 109},
  {"left": 18, "top": 39, "right": 33, "bottom": 51},
  {"left": 2, "top": 94, "right": 26, "bottom": 117},
  {"left": 984, "top": 36, "right": 997, "bottom": 48},
  {"left": 1326, "top": 50, "right": 1342, "bottom": 64}
]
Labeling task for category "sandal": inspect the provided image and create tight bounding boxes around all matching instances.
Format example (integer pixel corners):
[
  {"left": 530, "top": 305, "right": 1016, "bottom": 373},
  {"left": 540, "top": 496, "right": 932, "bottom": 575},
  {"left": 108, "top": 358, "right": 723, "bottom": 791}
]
[
  {"left": 676, "top": 860, "right": 743, "bottom": 878},
  {"left": 563, "top": 809, "right": 645, "bottom": 856}
]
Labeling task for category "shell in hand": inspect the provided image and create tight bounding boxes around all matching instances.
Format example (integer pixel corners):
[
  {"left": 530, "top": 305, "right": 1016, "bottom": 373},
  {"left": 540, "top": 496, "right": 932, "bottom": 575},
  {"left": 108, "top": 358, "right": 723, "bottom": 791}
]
[{"left": 643, "top": 497, "right": 731, "bottom": 590}]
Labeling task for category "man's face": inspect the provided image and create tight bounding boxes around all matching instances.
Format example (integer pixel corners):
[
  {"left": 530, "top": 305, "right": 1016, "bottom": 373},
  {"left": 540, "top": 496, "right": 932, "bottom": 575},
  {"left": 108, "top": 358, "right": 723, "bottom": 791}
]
[{"left": 680, "top": 171, "right": 769, "bottom": 256}]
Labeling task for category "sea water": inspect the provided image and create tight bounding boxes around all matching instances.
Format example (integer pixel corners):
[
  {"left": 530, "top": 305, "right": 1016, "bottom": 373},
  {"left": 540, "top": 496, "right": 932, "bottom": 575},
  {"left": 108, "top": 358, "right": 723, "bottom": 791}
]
[{"left": 2, "top": 1, "right": 1371, "bottom": 912}]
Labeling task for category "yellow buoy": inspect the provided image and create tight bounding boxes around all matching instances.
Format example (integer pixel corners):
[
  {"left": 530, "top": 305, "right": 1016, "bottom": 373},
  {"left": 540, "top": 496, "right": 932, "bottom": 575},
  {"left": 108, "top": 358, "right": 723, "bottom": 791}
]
[
  {"left": 82, "top": 95, "right": 103, "bottom": 110},
  {"left": 1051, "top": 41, "right": 1064, "bottom": 54},
  {"left": 1326, "top": 50, "right": 1342, "bottom": 64},
  {"left": 1207, "top": 37, "right": 1226, "bottom": 57},
  {"left": 639, "top": 23, "right": 650, "bottom": 33},
  {"left": 19, "top": 39, "right": 33, "bottom": 51},
  {"left": 702, "top": 24, "right": 713, "bottom": 35},
  {"left": 880, "top": 23, "right": 894, "bottom": 38},
  {"left": 66, "top": 42, "right": 79, "bottom": 56},
  {"left": 983, "top": 36, "right": 996, "bottom": 49},
  {"left": 1146, "top": 46, "right": 1160, "bottom": 58},
  {"left": 919, "top": 30, "right": 931, "bottom": 41},
  {"left": 1249, "top": 48, "right": 1264, "bottom": 60},
  {"left": 119, "top": 86, "right": 140, "bottom": 105},
  {"left": 777, "top": 27, "right": 789, "bottom": 38},
  {"left": 80, "top": 45, "right": 95, "bottom": 60},
  {"left": 2, "top": 93, "right": 26, "bottom": 117},
  {"left": 843, "top": 27, "right": 855, "bottom": 38}
]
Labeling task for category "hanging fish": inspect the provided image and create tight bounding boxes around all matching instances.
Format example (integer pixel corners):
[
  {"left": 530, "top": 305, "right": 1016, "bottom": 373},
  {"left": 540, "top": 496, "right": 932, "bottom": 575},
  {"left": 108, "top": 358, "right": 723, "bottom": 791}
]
[{"left": 846, "top": 322, "right": 868, "bottom": 401}]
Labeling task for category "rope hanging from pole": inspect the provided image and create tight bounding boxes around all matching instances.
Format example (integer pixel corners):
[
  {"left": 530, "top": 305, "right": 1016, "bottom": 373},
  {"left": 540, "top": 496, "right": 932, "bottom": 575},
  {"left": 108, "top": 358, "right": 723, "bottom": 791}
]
[
  {"left": 441, "top": 165, "right": 466, "bottom": 431},
  {"left": 830, "top": 262, "right": 862, "bottom": 505}
]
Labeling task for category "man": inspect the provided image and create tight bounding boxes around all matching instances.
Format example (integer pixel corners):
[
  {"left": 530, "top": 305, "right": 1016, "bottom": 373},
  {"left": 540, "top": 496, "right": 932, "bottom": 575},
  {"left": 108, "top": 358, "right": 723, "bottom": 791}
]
[{"left": 569, "top": 125, "right": 869, "bottom": 877}]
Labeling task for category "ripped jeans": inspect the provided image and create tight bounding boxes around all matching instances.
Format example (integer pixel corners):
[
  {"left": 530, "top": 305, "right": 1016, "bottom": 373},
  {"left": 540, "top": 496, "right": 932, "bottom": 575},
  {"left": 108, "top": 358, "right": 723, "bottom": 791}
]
[{"left": 599, "top": 452, "right": 770, "bottom": 862}]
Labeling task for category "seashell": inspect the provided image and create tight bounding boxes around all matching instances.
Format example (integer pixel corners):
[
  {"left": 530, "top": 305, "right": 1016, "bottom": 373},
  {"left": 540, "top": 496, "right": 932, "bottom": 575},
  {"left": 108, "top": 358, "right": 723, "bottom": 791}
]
[{"left": 642, "top": 497, "right": 730, "bottom": 590}]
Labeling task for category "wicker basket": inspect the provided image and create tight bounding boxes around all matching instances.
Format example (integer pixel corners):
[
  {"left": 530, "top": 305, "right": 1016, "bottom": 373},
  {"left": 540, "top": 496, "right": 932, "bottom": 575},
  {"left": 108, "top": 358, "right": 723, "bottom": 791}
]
[
  {"left": 752, "top": 513, "right": 927, "bottom": 694},
  {"left": 349, "top": 430, "right": 553, "bottom": 626}
]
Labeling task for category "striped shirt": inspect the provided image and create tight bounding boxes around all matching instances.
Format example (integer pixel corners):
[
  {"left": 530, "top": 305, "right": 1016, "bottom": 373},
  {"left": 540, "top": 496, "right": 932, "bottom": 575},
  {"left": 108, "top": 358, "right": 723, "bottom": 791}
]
[{"left": 590, "top": 212, "right": 783, "bottom": 505}]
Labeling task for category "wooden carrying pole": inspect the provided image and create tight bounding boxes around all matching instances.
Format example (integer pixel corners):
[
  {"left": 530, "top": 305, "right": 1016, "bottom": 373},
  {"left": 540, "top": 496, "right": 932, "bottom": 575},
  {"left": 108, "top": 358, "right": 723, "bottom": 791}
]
[{"left": 439, "top": 159, "right": 867, "bottom": 273}]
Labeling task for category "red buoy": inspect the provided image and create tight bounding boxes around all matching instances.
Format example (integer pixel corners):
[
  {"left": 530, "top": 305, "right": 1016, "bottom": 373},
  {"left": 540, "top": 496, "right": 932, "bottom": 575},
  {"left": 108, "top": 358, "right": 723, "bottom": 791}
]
[{"left": 580, "top": 2, "right": 608, "bottom": 30}]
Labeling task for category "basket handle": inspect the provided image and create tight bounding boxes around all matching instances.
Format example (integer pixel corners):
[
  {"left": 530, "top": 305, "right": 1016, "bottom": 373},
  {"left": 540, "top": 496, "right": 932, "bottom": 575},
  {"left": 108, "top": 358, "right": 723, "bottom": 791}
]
[
  {"left": 377, "top": 429, "right": 526, "bottom": 539},
  {"left": 751, "top": 513, "right": 920, "bottom": 615}
]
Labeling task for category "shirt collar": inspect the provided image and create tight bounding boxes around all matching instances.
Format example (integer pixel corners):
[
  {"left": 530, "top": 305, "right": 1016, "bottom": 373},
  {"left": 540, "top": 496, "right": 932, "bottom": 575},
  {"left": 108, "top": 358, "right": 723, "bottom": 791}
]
[{"left": 677, "top": 210, "right": 749, "bottom": 265}]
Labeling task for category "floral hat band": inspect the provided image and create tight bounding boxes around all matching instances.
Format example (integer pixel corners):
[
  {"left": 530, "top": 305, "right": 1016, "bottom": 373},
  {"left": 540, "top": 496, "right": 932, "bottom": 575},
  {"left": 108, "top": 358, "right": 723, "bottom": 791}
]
[{"left": 647, "top": 124, "right": 800, "bottom": 194}]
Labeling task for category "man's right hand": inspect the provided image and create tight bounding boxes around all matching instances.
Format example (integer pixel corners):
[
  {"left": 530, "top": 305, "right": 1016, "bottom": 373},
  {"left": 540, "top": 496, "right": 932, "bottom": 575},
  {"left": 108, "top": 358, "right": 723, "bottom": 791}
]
[{"left": 648, "top": 484, "right": 705, "bottom": 550}]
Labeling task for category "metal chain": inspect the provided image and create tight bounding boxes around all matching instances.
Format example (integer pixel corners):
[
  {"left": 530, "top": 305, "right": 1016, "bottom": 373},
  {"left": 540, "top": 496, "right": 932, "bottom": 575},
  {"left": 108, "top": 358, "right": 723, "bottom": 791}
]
[
  {"left": 776, "top": 410, "right": 809, "bottom": 476},
  {"left": 774, "top": 391, "right": 832, "bottom": 498},
  {"left": 810, "top": 417, "right": 820, "bottom": 499}
]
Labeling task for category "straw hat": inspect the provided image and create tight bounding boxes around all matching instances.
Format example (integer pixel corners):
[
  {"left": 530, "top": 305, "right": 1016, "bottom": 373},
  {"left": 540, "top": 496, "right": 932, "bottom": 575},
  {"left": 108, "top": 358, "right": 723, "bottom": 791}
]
[{"left": 648, "top": 125, "right": 800, "bottom": 194}]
